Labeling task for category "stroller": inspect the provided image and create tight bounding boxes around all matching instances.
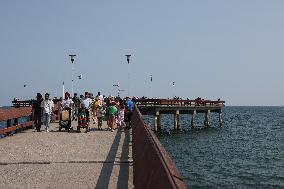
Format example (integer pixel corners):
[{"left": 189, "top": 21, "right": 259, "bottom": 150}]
[
  {"left": 59, "top": 108, "right": 73, "bottom": 132},
  {"left": 77, "top": 108, "right": 90, "bottom": 133}
]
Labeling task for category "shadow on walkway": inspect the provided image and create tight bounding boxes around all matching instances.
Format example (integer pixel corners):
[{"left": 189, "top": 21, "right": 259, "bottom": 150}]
[
  {"left": 117, "top": 130, "right": 131, "bottom": 188},
  {"left": 96, "top": 130, "right": 131, "bottom": 189}
]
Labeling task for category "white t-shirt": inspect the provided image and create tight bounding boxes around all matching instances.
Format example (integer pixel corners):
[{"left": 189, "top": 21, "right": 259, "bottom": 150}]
[
  {"left": 81, "top": 97, "right": 92, "bottom": 109},
  {"left": 41, "top": 99, "right": 54, "bottom": 114},
  {"left": 61, "top": 98, "right": 73, "bottom": 109},
  {"left": 98, "top": 95, "right": 104, "bottom": 101}
]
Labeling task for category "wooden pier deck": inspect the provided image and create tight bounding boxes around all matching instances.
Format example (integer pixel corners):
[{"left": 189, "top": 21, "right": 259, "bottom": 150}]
[{"left": 0, "top": 121, "right": 133, "bottom": 189}]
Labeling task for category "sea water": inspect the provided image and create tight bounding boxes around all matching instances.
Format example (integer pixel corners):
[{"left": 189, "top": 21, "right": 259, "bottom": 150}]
[{"left": 143, "top": 106, "right": 284, "bottom": 188}]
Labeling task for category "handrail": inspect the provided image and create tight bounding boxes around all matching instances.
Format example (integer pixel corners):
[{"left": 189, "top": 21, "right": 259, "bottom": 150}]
[
  {"left": 132, "top": 106, "right": 187, "bottom": 188},
  {"left": 135, "top": 98, "right": 225, "bottom": 107},
  {"left": 12, "top": 99, "right": 62, "bottom": 108},
  {"left": 0, "top": 107, "right": 33, "bottom": 136}
]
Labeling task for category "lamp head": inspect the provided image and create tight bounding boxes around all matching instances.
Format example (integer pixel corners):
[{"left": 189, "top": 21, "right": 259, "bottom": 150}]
[
  {"left": 125, "top": 54, "right": 131, "bottom": 64},
  {"left": 69, "top": 54, "right": 76, "bottom": 63}
]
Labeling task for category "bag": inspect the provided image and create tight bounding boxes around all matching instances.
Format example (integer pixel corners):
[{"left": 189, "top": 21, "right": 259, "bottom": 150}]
[{"left": 61, "top": 110, "right": 69, "bottom": 121}]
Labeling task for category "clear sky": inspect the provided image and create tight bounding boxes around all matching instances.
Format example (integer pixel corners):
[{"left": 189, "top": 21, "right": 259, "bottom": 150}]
[{"left": 0, "top": 1, "right": 283, "bottom": 106}]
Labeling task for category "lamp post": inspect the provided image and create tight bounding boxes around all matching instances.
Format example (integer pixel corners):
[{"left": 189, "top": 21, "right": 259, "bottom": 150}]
[
  {"left": 172, "top": 81, "right": 175, "bottom": 99},
  {"left": 113, "top": 82, "right": 125, "bottom": 97},
  {"left": 69, "top": 54, "right": 76, "bottom": 96},
  {"left": 113, "top": 82, "right": 120, "bottom": 97},
  {"left": 125, "top": 54, "right": 131, "bottom": 96},
  {"left": 150, "top": 74, "right": 153, "bottom": 98}
]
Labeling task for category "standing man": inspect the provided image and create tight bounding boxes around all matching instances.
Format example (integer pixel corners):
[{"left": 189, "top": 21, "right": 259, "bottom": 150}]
[
  {"left": 97, "top": 91, "right": 104, "bottom": 101},
  {"left": 41, "top": 93, "right": 54, "bottom": 132},
  {"left": 125, "top": 96, "right": 134, "bottom": 129},
  {"left": 61, "top": 92, "right": 73, "bottom": 129},
  {"left": 72, "top": 93, "right": 80, "bottom": 121},
  {"left": 32, "top": 93, "right": 43, "bottom": 132},
  {"left": 126, "top": 96, "right": 134, "bottom": 112}
]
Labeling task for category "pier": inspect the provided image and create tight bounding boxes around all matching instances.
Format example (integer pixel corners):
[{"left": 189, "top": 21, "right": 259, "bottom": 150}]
[
  {"left": 0, "top": 104, "right": 188, "bottom": 188},
  {"left": 135, "top": 99, "right": 225, "bottom": 132}
]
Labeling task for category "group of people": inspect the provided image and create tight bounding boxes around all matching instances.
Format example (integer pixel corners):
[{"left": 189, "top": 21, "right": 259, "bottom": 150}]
[
  {"left": 32, "top": 93, "right": 54, "bottom": 132},
  {"left": 32, "top": 91, "right": 134, "bottom": 132}
]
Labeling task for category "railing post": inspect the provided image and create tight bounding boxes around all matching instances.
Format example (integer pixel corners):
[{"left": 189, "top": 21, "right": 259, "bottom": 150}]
[
  {"left": 218, "top": 110, "right": 222, "bottom": 127},
  {"left": 204, "top": 110, "right": 210, "bottom": 127}
]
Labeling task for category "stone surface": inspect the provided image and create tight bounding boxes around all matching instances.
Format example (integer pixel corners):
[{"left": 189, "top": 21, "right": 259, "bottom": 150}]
[{"left": 0, "top": 121, "right": 133, "bottom": 189}]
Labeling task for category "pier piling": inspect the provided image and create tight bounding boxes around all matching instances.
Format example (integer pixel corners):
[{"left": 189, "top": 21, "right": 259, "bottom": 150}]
[
  {"left": 191, "top": 110, "right": 196, "bottom": 129},
  {"left": 154, "top": 110, "right": 160, "bottom": 132},
  {"left": 218, "top": 111, "right": 222, "bottom": 127},
  {"left": 174, "top": 110, "right": 180, "bottom": 130},
  {"left": 204, "top": 110, "right": 210, "bottom": 127}
]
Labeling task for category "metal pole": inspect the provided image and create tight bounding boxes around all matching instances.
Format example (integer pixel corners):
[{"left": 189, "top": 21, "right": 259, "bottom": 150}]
[
  {"left": 150, "top": 75, "right": 153, "bottom": 98},
  {"left": 172, "top": 81, "right": 175, "bottom": 99},
  {"left": 125, "top": 54, "right": 131, "bottom": 97},
  {"left": 127, "top": 63, "right": 130, "bottom": 96},
  {"left": 69, "top": 54, "right": 76, "bottom": 97},
  {"left": 118, "top": 82, "right": 120, "bottom": 97},
  {"left": 62, "top": 81, "right": 65, "bottom": 98},
  {"left": 71, "top": 62, "right": 74, "bottom": 96}
]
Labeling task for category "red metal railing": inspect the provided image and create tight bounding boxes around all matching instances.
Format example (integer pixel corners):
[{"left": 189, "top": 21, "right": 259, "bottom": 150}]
[
  {"left": 132, "top": 106, "right": 187, "bottom": 189},
  {"left": 0, "top": 107, "right": 33, "bottom": 135},
  {"left": 135, "top": 98, "right": 225, "bottom": 107},
  {"left": 11, "top": 100, "right": 61, "bottom": 121}
]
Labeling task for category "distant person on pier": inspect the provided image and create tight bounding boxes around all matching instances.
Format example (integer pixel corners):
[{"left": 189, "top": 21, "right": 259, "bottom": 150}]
[
  {"left": 116, "top": 102, "right": 125, "bottom": 130},
  {"left": 97, "top": 91, "right": 104, "bottom": 101},
  {"left": 96, "top": 103, "right": 105, "bottom": 130},
  {"left": 124, "top": 106, "right": 132, "bottom": 129},
  {"left": 126, "top": 96, "right": 134, "bottom": 112},
  {"left": 41, "top": 93, "right": 54, "bottom": 132},
  {"left": 61, "top": 92, "right": 73, "bottom": 110},
  {"left": 72, "top": 93, "right": 80, "bottom": 121},
  {"left": 61, "top": 92, "right": 73, "bottom": 127},
  {"left": 125, "top": 96, "right": 134, "bottom": 129},
  {"left": 32, "top": 93, "right": 43, "bottom": 132},
  {"left": 80, "top": 92, "right": 92, "bottom": 124},
  {"left": 89, "top": 96, "right": 102, "bottom": 124},
  {"left": 108, "top": 101, "right": 117, "bottom": 132}
]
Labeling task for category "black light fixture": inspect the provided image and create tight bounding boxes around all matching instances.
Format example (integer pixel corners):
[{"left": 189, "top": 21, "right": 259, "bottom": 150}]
[
  {"left": 69, "top": 54, "right": 76, "bottom": 63},
  {"left": 69, "top": 54, "right": 76, "bottom": 96},
  {"left": 125, "top": 54, "right": 131, "bottom": 64}
]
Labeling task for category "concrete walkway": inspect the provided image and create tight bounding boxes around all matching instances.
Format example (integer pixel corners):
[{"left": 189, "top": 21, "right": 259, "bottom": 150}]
[{"left": 0, "top": 121, "right": 133, "bottom": 189}]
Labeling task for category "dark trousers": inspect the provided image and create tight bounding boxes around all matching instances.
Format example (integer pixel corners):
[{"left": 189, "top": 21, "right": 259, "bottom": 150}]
[{"left": 34, "top": 113, "right": 42, "bottom": 131}]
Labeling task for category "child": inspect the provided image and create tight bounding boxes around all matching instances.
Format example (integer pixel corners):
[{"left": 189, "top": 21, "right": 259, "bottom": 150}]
[
  {"left": 96, "top": 105, "right": 105, "bottom": 130},
  {"left": 107, "top": 101, "right": 117, "bottom": 132},
  {"left": 124, "top": 106, "right": 132, "bottom": 129},
  {"left": 116, "top": 103, "right": 125, "bottom": 130},
  {"left": 78, "top": 108, "right": 87, "bottom": 125}
]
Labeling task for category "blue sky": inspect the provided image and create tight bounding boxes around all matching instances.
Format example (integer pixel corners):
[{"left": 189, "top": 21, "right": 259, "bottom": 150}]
[{"left": 0, "top": 1, "right": 284, "bottom": 106}]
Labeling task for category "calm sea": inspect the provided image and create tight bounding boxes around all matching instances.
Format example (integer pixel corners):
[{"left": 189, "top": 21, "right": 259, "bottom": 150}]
[{"left": 143, "top": 106, "right": 284, "bottom": 188}]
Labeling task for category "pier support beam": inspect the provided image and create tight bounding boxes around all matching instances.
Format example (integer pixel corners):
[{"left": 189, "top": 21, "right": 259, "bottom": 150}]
[
  {"left": 204, "top": 110, "right": 210, "bottom": 128},
  {"left": 174, "top": 110, "right": 180, "bottom": 130},
  {"left": 154, "top": 111, "right": 160, "bottom": 132},
  {"left": 191, "top": 110, "right": 196, "bottom": 129},
  {"left": 218, "top": 111, "right": 222, "bottom": 127}
]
